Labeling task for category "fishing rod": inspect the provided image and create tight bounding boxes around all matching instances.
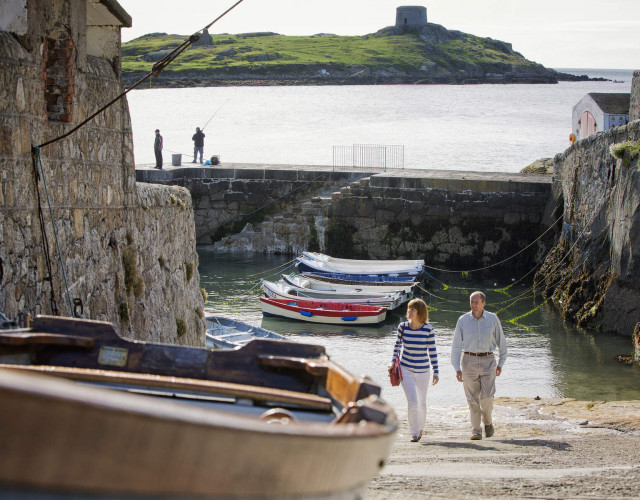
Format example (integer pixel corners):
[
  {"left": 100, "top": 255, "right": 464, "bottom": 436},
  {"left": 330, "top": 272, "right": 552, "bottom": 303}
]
[{"left": 201, "top": 100, "right": 228, "bottom": 131}]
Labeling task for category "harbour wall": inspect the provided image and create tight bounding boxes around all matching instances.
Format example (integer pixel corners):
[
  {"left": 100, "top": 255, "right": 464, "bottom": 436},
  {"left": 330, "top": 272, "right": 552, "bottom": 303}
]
[
  {"left": 535, "top": 119, "right": 640, "bottom": 341},
  {"left": 136, "top": 166, "right": 556, "bottom": 274}
]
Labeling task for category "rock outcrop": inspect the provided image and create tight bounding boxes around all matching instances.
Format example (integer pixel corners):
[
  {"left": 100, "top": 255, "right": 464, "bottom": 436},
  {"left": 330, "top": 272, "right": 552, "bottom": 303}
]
[{"left": 534, "top": 117, "right": 640, "bottom": 341}]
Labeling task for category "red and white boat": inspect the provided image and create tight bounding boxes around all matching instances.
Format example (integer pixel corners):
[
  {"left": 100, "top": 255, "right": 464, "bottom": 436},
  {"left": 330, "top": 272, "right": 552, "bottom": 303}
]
[{"left": 259, "top": 297, "right": 388, "bottom": 325}]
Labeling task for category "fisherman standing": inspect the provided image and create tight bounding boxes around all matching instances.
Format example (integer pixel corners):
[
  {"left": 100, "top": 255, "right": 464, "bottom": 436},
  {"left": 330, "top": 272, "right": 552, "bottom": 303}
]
[
  {"left": 154, "top": 129, "right": 163, "bottom": 169},
  {"left": 192, "top": 127, "right": 205, "bottom": 164}
]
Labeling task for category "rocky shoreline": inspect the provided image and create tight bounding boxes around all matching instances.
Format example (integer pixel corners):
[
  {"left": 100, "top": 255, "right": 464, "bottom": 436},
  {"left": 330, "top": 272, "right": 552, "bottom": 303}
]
[
  {"left": 126, "top": 72, "right": 598, "bottom": 90},
  {"left": 367, "top": 397, "right": 640, "bottom": 499}
]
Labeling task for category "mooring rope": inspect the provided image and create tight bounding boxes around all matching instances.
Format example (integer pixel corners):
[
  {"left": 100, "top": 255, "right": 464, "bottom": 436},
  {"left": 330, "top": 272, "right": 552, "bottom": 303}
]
[
  {"left": 424, "top": 212, "right": 564, "bottom": 274},
  {"left": 32, "top": 147, "right": 75, "bottom": 316}
]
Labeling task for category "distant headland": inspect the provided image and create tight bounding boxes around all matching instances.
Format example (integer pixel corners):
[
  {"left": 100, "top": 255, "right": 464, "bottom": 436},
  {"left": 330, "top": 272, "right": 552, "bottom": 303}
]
[{"left": 121, "top": 6, "right": 597, "bottom": 88}]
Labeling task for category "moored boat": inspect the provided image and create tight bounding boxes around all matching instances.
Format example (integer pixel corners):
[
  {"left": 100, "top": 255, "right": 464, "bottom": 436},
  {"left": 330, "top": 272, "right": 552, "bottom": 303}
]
[
  {"left": 206, "top": 315, "right": 286, "bottom": 349},
  {"left": 297, "top": 252, "right": 424, "bottom": 277},
  {"left": 282, "top": 273, "right": 415, "bottom": 295},
  {"left": 0, "top": 315, "right": 397, "bottom": 499},
  {"left": 262, "top": 279, "right": 408, "bottom": 310},
  {"left": 259, "top": 297, "right": 388, "bottom": 325},
  {"left": 301, "top": 270, "right": 419, "bottom": 287}
]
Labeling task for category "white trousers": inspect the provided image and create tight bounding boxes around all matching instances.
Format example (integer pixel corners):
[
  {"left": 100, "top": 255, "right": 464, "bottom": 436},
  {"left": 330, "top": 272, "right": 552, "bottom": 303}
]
[{"left": 400, "top": 368, "right": 431, "bottom": 437}]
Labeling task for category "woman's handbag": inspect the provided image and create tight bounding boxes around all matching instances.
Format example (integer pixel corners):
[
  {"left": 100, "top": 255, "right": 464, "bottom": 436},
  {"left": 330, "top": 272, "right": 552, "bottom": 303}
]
[
  {"left": 389, "top": 357, "right": 402, "bottom": 386},
  {"left": 389, "top": 322, "right": 405, "bottom": 386}
]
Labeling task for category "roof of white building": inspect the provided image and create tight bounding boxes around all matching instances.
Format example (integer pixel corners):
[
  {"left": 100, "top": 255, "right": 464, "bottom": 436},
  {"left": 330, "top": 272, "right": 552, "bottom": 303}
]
[{"left": 587, "top": 93, "right": 630, "bottom": 115}]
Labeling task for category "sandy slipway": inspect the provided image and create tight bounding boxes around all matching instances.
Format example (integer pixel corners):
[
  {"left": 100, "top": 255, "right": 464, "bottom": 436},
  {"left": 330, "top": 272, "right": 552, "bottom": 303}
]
[{"left": 367, "top": 397, "right": 640, "bottom": 499}]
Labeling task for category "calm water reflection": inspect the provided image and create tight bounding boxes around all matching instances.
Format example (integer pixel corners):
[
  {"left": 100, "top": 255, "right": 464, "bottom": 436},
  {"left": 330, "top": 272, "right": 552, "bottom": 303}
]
[{"left": 199, "top": 249, "right": 640, "bottom": 408}]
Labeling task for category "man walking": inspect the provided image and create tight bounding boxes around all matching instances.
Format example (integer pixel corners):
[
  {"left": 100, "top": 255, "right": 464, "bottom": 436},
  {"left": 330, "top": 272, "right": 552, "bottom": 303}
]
[
  {"left": 154, "top": 129, "right": 163, "bottom": 169},
  {"left": 192, "top": 127, "right": 205, "bottom": 163},
  {"left": 451, "top": 291, "right": 507, "bottom": 440}
]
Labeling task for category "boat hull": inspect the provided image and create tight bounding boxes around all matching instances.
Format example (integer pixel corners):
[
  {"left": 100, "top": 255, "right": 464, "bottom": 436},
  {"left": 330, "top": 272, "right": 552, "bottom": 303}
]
[
  {"left": 0, "top": 315, "right": 397, "bottom": 499},
  {"left": 0, "top": 368, "right": 394, "bottom": 499},
  {"left": 301, "top": 271, "right": 418, "bottom": 288},
  {"left": 283, "top": 273, "right": 415, "bottom": 295},
  {"left": 260, "top": 297, "right": 387, "bottom": 325},
  {"left": 205, "top": 315, "right": 286, "bottom": 349},
  {"left": 262, "top": 279, "right": 407, "bottom": 310},
  {"left": 298, "top": 252, "right": 424, "bottom": 276}
]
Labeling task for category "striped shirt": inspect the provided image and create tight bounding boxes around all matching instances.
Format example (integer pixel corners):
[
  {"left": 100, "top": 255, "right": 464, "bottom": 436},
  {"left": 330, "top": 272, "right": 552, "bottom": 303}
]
[{"left": 391, "top": 321, "right": 439, "bottom": 375}]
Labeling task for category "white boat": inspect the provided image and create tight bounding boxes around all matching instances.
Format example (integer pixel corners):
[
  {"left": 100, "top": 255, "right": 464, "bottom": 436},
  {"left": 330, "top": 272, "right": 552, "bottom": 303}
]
[
  {"left": 260, "top": 297, "right": 388, "bottom": 325},
  {"left": 282, "top": 273, "right": 415, "bottom": 295},
  {"left": 262, "top": 279, "right": 408, "bottom": 310},
  {"left": 205, "top": 315, "right": 286, "bottom": 349},
  {"left": 297, "top": 252, "right": 424, "bottom": 276}
]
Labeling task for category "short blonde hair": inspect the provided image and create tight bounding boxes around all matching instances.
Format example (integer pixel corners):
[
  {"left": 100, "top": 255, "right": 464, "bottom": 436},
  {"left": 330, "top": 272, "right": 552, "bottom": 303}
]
[{"left": 406, "top": 298, "right": 428, "bottom": 323}]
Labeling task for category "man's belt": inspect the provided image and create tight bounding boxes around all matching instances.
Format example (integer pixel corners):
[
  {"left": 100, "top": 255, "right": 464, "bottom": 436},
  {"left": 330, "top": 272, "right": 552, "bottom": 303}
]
[{"left": 464, "top": 351, "right": 493, "bottom": 357}]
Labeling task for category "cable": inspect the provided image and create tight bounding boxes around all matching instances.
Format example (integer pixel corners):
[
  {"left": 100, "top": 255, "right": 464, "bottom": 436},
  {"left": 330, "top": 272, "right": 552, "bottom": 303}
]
[
  {"left": 36, "top": 0, "right": 244, "bottom": 150},
  {"left": 424, "top": 212, "right": 564, "bottom": 274},
  {"left": 32, "top": 147, "right": 75, "bottom": 316}
]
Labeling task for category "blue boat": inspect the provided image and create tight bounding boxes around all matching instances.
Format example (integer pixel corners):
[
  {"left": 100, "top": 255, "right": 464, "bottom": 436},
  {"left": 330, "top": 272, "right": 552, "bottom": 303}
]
[{"left": 300, "top": 271, "right": 419, "bottom": 287}]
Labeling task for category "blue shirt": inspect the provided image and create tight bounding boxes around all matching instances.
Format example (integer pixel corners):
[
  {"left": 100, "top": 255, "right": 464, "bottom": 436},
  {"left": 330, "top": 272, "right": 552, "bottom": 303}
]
[
  {"left": 450, "top": 310, "right": 507, "bottom": 371},
  {"left": 391, "top": 321, "right": 439, "bottom": 375}
]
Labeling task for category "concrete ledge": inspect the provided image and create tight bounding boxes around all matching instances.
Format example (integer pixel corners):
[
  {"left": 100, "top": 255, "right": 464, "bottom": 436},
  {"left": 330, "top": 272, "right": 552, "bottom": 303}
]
[{"left": 136, "top": 163, "right": 552, "bottom": 194}]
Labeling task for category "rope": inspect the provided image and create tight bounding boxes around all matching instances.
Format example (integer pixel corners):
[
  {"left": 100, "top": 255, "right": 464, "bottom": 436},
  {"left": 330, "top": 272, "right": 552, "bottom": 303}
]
[
  {"left": 31, "top": 147, "right": 75, "bottom": 316},
  {"left": 246, "top": 258, "right": 297, "bottom": 278},
  {"left": 36, "top": 0, "right": 244, "bottom": 150},
  {"left": 424, "top": 212, "right": 564, "bottom": 274}
]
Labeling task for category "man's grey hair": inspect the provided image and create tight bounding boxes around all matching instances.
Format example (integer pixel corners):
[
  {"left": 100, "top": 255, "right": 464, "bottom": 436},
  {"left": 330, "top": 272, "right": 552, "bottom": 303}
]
[{"left": 470, "top": 291, "right": 486, "bottom": 302}]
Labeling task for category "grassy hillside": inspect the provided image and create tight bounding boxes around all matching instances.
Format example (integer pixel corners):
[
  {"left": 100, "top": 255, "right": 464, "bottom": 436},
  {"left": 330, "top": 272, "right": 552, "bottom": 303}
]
[{"left": 121, "top": 27, "right": 558, "bottom": 85}]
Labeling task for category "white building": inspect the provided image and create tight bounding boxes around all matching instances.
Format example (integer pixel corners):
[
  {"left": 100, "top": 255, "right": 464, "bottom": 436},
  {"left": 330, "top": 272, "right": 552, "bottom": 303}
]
[{"left": 572, "top": 93, "right": 630, "bottom": 141}]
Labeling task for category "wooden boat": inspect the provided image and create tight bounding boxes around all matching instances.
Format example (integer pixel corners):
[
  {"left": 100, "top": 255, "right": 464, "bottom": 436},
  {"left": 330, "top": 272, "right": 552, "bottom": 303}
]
[
  {"left": 0, "top": 315, "right": 396, "bottom": 499},
  {"left": 262, "top": 279, "right": 408, "bottom": 310},
  {"left": 282, "top": 273, "right": 415, "bottom": 295},
  {"left": 297, "top": 251, "right": 424, "bottom": 276},
  {"left": 205, "top": 315, "right": 286, "bottom": 349},
  {"left": 301, "top": 270, "right": 419, "bottom": 287},
  {"left": 260, "top": 297, "right": 388, "bottom": 325}
]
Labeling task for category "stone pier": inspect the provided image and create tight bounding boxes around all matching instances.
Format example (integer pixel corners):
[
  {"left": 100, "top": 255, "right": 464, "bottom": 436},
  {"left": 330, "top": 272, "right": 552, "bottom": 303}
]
[{"left": 137, "top": 164, "right": 555, "bottom": 273}]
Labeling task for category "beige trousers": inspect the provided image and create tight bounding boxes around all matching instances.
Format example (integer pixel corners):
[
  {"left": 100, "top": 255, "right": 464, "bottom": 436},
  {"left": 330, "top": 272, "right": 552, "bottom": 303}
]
[{"left": 461, "top": 353, "right": 496, "bottom": 435}]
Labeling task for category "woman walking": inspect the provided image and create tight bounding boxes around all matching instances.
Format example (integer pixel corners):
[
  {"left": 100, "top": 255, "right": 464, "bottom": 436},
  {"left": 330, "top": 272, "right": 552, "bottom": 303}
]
[{"left": 389, "top": 298, "right": 439, "bottom": 442}]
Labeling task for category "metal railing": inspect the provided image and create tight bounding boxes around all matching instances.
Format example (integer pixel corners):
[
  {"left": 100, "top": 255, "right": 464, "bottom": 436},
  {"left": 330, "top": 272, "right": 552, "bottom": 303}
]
[{"left": 332, "top": 144, "right": 404, "bottom": 171}]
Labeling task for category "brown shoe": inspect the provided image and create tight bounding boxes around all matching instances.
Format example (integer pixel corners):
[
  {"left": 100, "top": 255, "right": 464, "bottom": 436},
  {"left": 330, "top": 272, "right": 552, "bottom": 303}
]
[
  {"left": 410, "top": 430, "right": 423, "bottom": 442},
  {"left": 485, "top": 424, "right": 495, "bottom": 438},
  {"left": 470, "top": 433, "right": 482, "bottom": 440}
]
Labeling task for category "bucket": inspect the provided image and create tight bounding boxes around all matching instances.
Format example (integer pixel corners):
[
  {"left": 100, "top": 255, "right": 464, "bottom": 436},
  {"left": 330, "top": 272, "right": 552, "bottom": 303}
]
[{"left": 171, "top": 154, "right": 182, "bottom": 166}]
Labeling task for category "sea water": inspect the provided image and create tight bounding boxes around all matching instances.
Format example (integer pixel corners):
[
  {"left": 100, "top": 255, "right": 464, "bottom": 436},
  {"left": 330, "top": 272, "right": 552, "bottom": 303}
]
[
  {"left": 128, "top": 69, "right": 634, "bottom": 171},
  {"left": 198, "top": 250, "right": 640, "bottom": 410}
]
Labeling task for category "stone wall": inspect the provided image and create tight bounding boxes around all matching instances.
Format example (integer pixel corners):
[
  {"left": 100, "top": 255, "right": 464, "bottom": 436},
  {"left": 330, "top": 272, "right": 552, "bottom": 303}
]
[
  {"left": 0, "top": 3, "right": 205, "bottom": 344},
  {"left": 535, "top": 119, "right": 640, "bottom": 338},
  {"left": 631, "top": 70, "right": 640, "bottom": 122},
  {"left": 325, "top": 173, "right": 555, "bottom": 273},
  {"left": 166, "top": 167, "right": 556, "bottom": 274},
  {"left": 136, "top": 167, "right": 371, "bottom": 245}
]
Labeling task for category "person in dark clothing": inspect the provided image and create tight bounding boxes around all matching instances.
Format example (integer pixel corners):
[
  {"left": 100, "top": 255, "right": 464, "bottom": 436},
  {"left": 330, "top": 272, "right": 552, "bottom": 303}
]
[
  {"left": 192, "top": 127, "right": 205, "bottom": 163},
  {"left": 154, "top": 129, "right": 163, "bottom": 169}
]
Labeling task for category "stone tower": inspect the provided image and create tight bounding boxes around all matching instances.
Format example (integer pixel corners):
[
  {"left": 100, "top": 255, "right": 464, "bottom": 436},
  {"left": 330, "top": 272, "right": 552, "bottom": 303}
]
[{"left": 395, "top": 6, "right": 427, "bottom": 29}]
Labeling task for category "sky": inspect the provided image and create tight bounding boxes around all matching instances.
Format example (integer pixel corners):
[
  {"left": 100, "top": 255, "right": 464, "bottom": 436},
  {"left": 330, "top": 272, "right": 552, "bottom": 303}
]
[{"left": 117, "top": 0, "right": 639, "bottom": 70}]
